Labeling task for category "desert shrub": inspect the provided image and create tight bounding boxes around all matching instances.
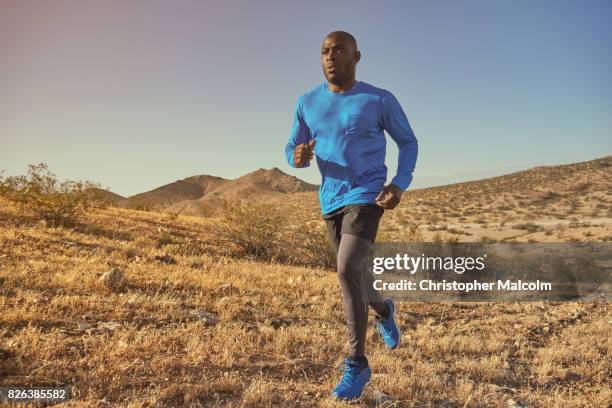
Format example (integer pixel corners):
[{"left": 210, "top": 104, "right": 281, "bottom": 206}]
[
  {"left": 214, "top": 200, "right": 288, "bottom": 261},
  {"left": 513, "top": 222, "right": 540, "bottom": 233},
  {"left": 566, "top": 198, "right": 579, "bottom": 214},
  {"left": 297, "top": 221, "right": 336, "bottom": 270},
  {"left": 166, "top": 212, "right": 179, "bottom": 221},
  {"left": 474, "top": 216, "right": 487, "bottom": 224},
  {"left": 403, "top": 222, "right": 424, "bottom": 242},
  {"left": 542, "top": 191, "right": 560, "bottom": 201},
  {"left": 157, "top": 230, "right": 173, "bottom": 247},
  {"left": 432, "top": 232, "right": 459, "bottom": 243},
  {"left": 0, "top": 163, "right": 100, "bottom": 227}
]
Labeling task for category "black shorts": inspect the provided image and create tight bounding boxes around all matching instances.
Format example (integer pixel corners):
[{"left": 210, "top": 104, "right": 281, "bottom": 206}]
[{"left": 324, "top": 204, "right": 384, "bottom": 251}]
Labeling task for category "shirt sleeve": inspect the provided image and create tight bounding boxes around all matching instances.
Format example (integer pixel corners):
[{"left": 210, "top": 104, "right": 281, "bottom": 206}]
[
  {"left": 285, "top": 96, "right": 312, "bottom": 168},
  {"left": 381, "top": 91, "right": 418, "bottom": 191}
]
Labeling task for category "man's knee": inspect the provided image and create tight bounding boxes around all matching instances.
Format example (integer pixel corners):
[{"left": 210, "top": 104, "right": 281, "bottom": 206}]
[{"left": 337, "top": 254, "right": 364, "bottom": 286}]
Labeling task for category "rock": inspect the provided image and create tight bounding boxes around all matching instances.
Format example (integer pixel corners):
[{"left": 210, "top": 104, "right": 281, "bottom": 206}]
[
  {"left": 98, "top": 321, "right": 122, "bottom": 331},
  {"left": 76, "top": 321, "right": 93, "bottom": 331},
  {"left": 508, "top": 399, "right": 529, "bottom": 408},
  {"left": 190, "top": 309, "right": 218, "bottom": 326},
  {"left": 264, "top": 318, "right": 282, "bottom": 329},
  {"left": 216, "top": 283, "right": 237, "bottom": 295},
  {"left": 372, "top": 391, "right": 397, "bottom": 405},
  {"left": 99, "top": 268, "right": 125, "bottom": 291},
  {"left": 154, "top": 255, "right": 177, "bottom": 265}
]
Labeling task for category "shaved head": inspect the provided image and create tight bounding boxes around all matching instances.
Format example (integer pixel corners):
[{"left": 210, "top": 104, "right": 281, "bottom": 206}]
[
  {"left": 323, "top": 31, "right": 358, "bottom": 52},
  {"left": 321, "top": 31, "right": 361, "bottom": 89}
]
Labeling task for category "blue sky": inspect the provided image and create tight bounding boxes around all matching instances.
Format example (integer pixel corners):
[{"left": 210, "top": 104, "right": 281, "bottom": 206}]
[{"left": 1, "top": 0, "right": 610, "bottom": 196}]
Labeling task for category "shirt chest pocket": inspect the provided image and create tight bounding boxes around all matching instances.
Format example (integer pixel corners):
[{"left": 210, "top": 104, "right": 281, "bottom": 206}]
[{"left": 346, "top": 114, "right": 378, "bottom": 137}]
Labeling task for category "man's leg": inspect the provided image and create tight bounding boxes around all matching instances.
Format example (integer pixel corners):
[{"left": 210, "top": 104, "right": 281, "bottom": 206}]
[
  {"left": 325, "top": 206, "right": 389, "bottom": 356},
  {"left": 325, "top": 214, "right": 387, "bottom": 317},
  {"left": 361, "top": 240, "right": 389, "bottom": 319},
  {"left": 336, "top": 233, "right": 375, "bottom": 358}
]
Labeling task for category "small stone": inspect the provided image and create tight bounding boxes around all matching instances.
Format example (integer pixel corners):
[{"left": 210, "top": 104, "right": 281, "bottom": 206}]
[
  {"left": 99, "top": 321, "right": 122, "bottom": 331},
  {"left": 154, "top": 254, "right": 177, "bottom": 264},
  {"left": 216, "top": 283, "right": 236, "bottom": 295},
  {"left": 372, "top": 391, "right": 396, "bottom": 405},
  {"left": 190, "top": 309, "right": 218, "bottom": 326},
  {"left": 508, "top": 399, "right": 529, "bottom": 408},
  {"left": 264, "top": 318, "right": 282, "bottom": 329},
  {"left": 76, "top": 321, "right": 93, "bottom": 331},
  {"left": 99, "top": 268, "right": 125, "bottom": 292}
]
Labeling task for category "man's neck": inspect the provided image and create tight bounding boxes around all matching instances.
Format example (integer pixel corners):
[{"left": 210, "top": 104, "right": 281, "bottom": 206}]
[{"left": 327, "top": 78, "right": 357, "bottom": 93}]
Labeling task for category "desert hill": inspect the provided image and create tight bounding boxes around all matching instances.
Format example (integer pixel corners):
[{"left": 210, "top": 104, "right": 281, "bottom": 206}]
[
  {"left": 90, "top": 188, "right": 127, "bottom": 206},
  {"left": 115, "top": 168, "right": 318, "bottom": 215},
  {"left": 414, "top": 155, "right": 610, "bottom": 200},
  {"left": 101, "top": 156, "right": 610, "bottom": 220},
  {"left": 259, "top": 155, "right": 611, "bottom": 243},
  {"left": 119, "top": 175, "right": 229, "bottom": 211},
  {"left": 167, "top": 168, "right": 319, "bottom": 216}
]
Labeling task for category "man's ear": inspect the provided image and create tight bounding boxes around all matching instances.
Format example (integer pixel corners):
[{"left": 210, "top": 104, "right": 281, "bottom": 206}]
[{"left": 354, "top": 50, "right": 361, "bottom": 63}]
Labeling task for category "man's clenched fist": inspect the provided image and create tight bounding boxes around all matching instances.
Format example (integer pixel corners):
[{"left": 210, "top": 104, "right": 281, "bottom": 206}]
[
  {"left": 294, "top": 140, "right": 317, "bottom": 167},
  {"left": 375, "top": 184, "right": 403, "bottom": 210}
]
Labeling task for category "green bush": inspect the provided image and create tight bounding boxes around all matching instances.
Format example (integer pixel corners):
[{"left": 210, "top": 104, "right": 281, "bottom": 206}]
[{"left": 0, "top": 163, "right": 100, "bottom": 227}]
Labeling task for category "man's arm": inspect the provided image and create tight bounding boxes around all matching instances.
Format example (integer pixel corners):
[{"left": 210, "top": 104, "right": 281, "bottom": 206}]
[
  {"left": 381, "top": 91, "right": 418, "bottom": 191},
  {"left": 285, "top": 97, "right": 313, "bottom": 168}
]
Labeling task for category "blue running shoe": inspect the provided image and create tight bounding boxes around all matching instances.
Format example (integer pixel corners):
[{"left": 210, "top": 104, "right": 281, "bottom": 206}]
[
  {"left": 331, "top": 357, "right": 372, "bottom": 400},
  {"left": 375, "top": 298, "right": 401, "bottom": 349}
]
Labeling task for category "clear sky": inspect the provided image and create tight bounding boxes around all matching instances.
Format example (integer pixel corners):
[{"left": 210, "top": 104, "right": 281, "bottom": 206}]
[{"left": 1, "top": 0, "right": 610, "bottom": 197}]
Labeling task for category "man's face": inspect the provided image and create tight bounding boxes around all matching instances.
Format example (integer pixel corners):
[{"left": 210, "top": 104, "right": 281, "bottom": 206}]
[{"left": 321, "top": 35, "right": 359, "bottom": 85}]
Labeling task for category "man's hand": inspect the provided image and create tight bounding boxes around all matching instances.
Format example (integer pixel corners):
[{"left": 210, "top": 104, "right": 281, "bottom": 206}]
[
  {"left": 375, "top": 184, "right": 402, "bottom": 210},
  {"left": 294, "top": 140, "right": 316, "bottom": 168}
]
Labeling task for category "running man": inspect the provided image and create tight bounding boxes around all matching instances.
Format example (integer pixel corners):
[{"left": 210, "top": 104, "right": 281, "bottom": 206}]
[{"left": 284, "top": 31, "right": 418, "bottom": 400}]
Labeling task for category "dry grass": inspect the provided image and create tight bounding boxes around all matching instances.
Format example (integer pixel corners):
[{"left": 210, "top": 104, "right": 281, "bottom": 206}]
[{"left": 0, "top": 193, "right": 610, "bottom": 408}]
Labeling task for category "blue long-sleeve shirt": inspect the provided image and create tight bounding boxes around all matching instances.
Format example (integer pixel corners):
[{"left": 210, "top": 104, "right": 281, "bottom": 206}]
[{"left": 285, "top": 80, "right": 418, "bottom": 215}]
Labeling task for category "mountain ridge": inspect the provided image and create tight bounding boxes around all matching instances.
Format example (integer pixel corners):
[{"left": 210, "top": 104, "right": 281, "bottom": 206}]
[{"left": 95, "top": 155, "right": 611, "bottom": 215}]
